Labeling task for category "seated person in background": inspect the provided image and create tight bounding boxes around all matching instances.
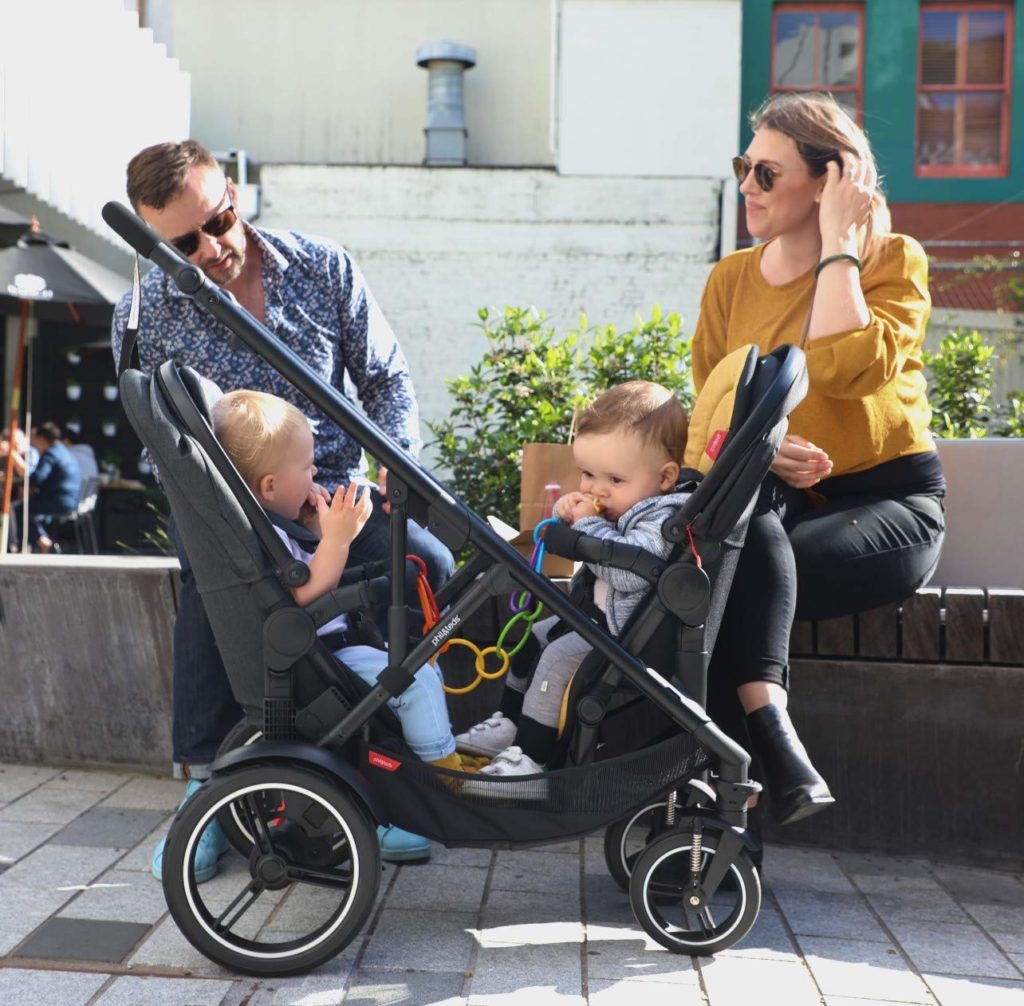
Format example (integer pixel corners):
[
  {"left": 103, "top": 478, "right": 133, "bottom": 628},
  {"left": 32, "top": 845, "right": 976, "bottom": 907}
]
[
  {"left": 211, "top": 390, "right": 485, "bottom": 854},
  {"left": 64, "top": 431, "right": 100, "bottom": 492},
  {"left": 461, "top": 381, "right": 691, "bottom": 777},
  {"left": 1, "top": 422, "right": 81, "bottom": 553}
]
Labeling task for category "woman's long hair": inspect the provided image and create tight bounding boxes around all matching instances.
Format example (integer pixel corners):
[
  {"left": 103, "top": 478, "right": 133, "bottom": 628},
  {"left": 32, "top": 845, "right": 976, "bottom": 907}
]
[{"left": 751, "top": 93, "right": 891, "bottom": 265}]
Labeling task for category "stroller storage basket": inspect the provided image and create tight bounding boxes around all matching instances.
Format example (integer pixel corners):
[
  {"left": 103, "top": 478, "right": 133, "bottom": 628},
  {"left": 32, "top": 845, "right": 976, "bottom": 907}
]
[{"left": 362, "top": 732, "right": 713, "bottom": 848}]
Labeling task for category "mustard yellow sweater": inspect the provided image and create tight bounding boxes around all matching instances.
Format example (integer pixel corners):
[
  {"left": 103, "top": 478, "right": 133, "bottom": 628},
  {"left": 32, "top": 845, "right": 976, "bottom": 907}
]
[{"left": 692, "top": 233, "right": 936, "bottom": 478}]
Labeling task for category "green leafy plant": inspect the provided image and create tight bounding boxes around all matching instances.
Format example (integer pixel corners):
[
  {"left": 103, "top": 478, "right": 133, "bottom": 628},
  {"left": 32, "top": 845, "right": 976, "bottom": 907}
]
[
  {"left": 579, "top": 304, "right": 694, "bottom": 412},
  {"left": 428, "top": 306, "right": 584, "bottom": 525},
  {"left": 428, "top": 305, "right": 693, "bottom": 524},
  {"left": 923, "top": 328, "right": 996, "bottom": 439},
  {"left": 995, "top": 390, "right": 1024, "bottom": 438}
]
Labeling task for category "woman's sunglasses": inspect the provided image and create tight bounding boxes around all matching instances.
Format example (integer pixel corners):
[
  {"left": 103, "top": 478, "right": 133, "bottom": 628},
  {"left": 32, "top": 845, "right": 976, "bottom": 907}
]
[
  {"left": 171, "top": 190, "right": 238, "bottom": 257},
  {"left": 732, "top": 155, "right": 777, "bottom": 192}
]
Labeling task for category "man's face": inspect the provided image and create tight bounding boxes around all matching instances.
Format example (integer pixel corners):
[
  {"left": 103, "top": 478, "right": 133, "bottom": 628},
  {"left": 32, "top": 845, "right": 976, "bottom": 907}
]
[{"left": 139, "top": 165, "right": 246, "bottom": 286}]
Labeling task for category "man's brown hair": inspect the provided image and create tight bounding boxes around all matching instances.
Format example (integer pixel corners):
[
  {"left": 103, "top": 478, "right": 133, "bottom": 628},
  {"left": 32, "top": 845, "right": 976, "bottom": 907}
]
[
  {"left": 575, "top": 381, "right": 689, "bottom": 463},
  {"left": 126, "top": 140, "right": 219, "bottom": 211}
]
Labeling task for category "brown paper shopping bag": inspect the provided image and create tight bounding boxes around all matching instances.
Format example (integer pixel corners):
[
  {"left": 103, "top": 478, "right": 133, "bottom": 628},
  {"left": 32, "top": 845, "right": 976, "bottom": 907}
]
[{"left": 514, "top": 442, "right": 580, "bottom": 578}]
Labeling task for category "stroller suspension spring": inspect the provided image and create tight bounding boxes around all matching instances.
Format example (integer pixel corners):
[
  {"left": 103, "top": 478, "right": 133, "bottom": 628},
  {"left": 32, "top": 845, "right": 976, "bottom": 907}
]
[{"left": 689, "top": 818, "right": 703, "bottom": 874}]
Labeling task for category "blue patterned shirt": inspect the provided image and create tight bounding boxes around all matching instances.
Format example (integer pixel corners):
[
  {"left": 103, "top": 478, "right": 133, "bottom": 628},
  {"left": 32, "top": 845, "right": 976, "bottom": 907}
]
[{"left": 111, "top": 224, "right": 420, "bottom": 489}]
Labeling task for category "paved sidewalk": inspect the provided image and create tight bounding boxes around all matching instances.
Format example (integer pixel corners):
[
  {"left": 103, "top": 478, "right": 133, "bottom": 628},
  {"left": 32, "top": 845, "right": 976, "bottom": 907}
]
[{"left": 0, "top": 761, "right": 1022, "bottom": 1005}]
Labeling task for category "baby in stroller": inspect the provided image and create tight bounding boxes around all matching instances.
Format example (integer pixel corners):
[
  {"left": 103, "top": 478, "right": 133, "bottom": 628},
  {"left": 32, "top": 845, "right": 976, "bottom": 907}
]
[
  {"left": 211, "top": 389, "right": 484, "bottom": 777},
  {"left": 466, "top": 380, "right": 693, "bottom": 777}
]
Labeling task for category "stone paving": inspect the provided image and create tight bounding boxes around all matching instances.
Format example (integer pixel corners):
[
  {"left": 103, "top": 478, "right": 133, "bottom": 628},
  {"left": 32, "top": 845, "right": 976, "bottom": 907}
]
[{"left": 0, "top": 760, "right": 1022, "bottom": 1005}]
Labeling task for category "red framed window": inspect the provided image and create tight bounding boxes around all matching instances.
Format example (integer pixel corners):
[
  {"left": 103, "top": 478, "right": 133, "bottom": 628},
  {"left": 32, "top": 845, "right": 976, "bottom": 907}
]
[
  {"left": 917, "top": 3, "right": 1013, "bottom": 177},
  {"left": 771, "top": 4, "right": 864, "bottom": 119}
]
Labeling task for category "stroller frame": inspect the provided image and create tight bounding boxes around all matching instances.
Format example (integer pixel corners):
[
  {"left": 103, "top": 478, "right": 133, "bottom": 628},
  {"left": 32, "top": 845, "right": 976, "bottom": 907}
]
[{"left": 103, "top": 202, "right": 807, "bottom": 975}]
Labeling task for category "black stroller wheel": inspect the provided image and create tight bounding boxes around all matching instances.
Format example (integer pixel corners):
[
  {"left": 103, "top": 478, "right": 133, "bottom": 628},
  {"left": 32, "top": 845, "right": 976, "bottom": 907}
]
[
  {"left": 213, "top": 721, "right": 266, "bottom": 856},
  {"left": 603, "top": 800, "right": 673, "bottom": 892},
  {"left": 628, "top": 829, "right": 760, "bottom": 956},
  {"left": 162, "top": 764, "right": 380, "bottom": 976}
]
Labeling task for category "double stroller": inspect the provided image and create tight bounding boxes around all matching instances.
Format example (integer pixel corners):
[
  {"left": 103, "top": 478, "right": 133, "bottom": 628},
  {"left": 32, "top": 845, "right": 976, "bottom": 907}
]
[{"left": 104, "top": 202, "right": 808, "bottom": 977}]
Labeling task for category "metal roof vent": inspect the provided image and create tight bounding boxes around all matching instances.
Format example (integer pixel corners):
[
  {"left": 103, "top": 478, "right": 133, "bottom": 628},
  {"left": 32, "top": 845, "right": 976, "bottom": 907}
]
[{"left": 416, "top": 41, "right": 476, "bottom": 166}]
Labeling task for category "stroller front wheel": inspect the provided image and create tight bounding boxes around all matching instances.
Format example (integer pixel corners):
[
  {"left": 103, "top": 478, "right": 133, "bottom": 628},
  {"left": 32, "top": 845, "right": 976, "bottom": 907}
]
[
  {"left": 628, "top": 827, "right": 760, "bottom": 957},
  {"left": 603, "top": 800, "right": 673, "bottom": 892},
  {"left": 162, "top": 763, "right": 380, "bottom": 976}
]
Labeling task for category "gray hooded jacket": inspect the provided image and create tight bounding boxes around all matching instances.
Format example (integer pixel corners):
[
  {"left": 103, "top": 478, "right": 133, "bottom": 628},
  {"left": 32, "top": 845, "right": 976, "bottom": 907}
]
[{"left": 571, "top": 490, "right": 692, "bottom": 635}]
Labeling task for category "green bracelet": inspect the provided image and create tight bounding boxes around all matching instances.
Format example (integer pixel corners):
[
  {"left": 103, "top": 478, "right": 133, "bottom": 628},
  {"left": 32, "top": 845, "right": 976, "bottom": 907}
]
[{"left": 815, "top": 252, "right": 861, "bottom": 278}]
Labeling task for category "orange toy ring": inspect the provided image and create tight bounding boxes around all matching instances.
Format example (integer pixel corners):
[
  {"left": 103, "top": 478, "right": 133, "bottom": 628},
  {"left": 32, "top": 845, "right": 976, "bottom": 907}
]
[{"left": 439, "top": 638, "right": 511, "bottom": 695}]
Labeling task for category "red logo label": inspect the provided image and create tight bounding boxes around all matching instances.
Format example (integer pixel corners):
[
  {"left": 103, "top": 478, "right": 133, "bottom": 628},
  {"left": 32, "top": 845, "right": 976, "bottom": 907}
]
[
  {"left": 368, "top": 751, "right": 402, "bottom": 772},
  {"left": 706, "top": 429, "right": 728, "bottom": 461}
]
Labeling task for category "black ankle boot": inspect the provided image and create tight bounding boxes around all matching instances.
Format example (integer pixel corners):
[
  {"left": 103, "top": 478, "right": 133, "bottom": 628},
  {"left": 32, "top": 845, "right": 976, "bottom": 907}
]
[{"left": 746, "top": 704, "right": 834, "bottom": 826}]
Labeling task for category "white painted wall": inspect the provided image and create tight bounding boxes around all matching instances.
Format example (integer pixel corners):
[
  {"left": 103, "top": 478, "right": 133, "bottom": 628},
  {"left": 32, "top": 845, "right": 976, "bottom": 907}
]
[
  {"left": 137, "top": 0, "right": 554, "bottom": 167},
  {"left": 258, "top": 165, "right": 720, "bottom": 457},
  {"left": 557, "top": 0, "right": 742, "bottom": 177}
]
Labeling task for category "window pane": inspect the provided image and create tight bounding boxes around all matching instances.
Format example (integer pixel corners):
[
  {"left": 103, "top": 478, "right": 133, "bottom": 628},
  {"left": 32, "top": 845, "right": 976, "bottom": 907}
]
[
  {"left": 917, "top": 92, "right": 1004, "bottom": 166},
  {"left": 820, "top": 11, "right": 860, "bottom": 86},
  {"left": 921, "top": 10, "right": 959, "bottom": 84},
  {"left": 774, "top": 11, "right": 817, "bottom": 87},
  {"left": 917, "top": 92, "right": 956, "bottom": 165},
  {"left": 967, "top": 11, "right": 1006, "bottom": 84},
  {"left": 962, "top": 92, "right": 1003, "bottom": 165}
]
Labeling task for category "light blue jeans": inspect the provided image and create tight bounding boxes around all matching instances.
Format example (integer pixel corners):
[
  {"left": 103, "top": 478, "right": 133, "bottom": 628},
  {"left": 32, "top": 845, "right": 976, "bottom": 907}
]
[{"left": 334, "top": 645, "right": 455, "bottom": 762}]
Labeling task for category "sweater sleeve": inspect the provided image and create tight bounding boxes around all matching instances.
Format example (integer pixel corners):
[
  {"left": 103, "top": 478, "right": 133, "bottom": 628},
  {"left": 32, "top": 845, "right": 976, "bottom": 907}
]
[
  {"left": 691, "top": 262, "right": 731, "bottom": 395},
  {"left": 804, "top": 235, "right": 931, "bottom": 399}
]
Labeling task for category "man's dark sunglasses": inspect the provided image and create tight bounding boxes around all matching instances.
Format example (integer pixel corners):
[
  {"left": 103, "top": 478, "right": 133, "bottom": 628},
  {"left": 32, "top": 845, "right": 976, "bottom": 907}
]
[
  {"left": 732, "top": 155, "right": 777, "bottom": 192},
  {"left": 171, "top": 191, "right": 237, "bottom": 257}
]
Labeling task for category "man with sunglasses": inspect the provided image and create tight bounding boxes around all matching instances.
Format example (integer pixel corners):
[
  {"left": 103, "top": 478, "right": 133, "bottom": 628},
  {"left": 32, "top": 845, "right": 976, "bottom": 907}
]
[{"left": 111, "top": 140, "right": 453, "bottom": 875}]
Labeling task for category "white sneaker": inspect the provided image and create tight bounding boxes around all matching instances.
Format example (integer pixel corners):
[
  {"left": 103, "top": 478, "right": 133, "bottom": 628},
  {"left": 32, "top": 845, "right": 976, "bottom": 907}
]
[
  {"left": 454, "top": 712, "right": 517, "bottom": 757},
  {"left": 461, "top": 746, "right": 548, "bottom": 800},
  {"left": 478, "top": 746, "right": 544, "bottom": 777}
]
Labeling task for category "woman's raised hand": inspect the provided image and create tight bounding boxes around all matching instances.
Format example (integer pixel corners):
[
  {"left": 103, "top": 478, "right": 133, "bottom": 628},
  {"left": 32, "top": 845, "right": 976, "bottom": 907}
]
[
  {"left": 770, "top": 434, "right": 833, "bottom": 489},
  {"left": 817, "top": 152, "right": 875, "bottom": 253},
  {"left": 319, "top": 482, "right": 374, "bottom": 546}
]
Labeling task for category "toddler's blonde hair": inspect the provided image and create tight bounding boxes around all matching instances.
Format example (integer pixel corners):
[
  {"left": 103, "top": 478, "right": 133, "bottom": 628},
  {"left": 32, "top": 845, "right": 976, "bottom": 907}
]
[{"left": 212, "top": 389, "right": 311, "bottom": 491}]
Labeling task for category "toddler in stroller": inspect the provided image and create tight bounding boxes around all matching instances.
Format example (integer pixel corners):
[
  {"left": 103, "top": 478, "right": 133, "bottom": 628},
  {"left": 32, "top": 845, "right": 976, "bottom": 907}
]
[
  {"left": 103, "top": 197, "right": 810, "bottom": 977},
  {"left": 467, "top": 380, "right": 693, "bottom": 779}
]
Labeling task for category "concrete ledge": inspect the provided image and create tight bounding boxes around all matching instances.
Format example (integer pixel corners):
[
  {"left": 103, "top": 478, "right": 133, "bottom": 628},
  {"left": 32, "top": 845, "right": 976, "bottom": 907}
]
[
  {"left": 765, "top": 657, "right": 1024, "bottom": 869},
  {"left": 0, "top": 557, "right": 179, "bottom": 771}
]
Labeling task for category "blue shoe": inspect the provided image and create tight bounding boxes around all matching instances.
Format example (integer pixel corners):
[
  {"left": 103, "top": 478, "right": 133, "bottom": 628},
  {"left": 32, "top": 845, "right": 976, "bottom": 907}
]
[
  {"left": 152, "top": 779, "right": 230, "bottom": 884},
  {"left": 377, "top": 824, "right": 431, "bottom": 862}
]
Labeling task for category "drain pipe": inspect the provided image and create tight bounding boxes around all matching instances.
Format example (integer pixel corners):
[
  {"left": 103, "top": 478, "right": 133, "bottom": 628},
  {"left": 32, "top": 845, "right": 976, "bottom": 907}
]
[{"left": 416, "top": 41, "right": 476, "bottom": 166}]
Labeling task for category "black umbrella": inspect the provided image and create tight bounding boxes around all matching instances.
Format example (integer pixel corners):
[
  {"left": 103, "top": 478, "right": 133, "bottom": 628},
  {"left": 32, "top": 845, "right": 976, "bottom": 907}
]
[
  {"left": 0, "top": 206, "right": 33, "bottom": 249},
  {"left": 1, "top": 231, "right": 129, "bottom": 552}
]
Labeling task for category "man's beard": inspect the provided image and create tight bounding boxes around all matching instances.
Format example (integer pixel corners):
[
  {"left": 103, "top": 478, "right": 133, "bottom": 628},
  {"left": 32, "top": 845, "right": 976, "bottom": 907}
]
[{"left": 201, "top": 249, "right": 244, "bottom": 286}]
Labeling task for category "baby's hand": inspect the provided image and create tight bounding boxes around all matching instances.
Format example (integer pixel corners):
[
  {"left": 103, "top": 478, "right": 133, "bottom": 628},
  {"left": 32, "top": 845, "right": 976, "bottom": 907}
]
[
  {"left": 299, "top": 484, "right": 331, "bottom": 534},
  {"left": 569, "top": 495, "right": 601, "bottom": 522},
  {"left": 555, "top": 492, "right": 586, "bottom": 522},
  {"left": 319, "top": 483, "right": 373, "bottom": 547}
]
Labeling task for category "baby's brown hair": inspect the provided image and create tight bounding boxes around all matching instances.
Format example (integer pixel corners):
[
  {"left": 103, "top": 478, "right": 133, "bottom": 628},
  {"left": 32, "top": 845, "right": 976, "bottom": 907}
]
[{"left": 575, "top": 381, "right": 689, "bottom": 462}]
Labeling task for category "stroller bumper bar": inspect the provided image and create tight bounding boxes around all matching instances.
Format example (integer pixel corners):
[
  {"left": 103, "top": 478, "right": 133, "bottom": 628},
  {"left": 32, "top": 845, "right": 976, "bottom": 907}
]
[{"left": 541, "top": 523, "right": 666, "bottom": 584}]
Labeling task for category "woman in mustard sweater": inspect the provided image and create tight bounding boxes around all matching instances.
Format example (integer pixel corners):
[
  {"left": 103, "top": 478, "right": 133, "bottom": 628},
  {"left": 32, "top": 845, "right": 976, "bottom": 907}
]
[{"left": 695, "top": 93, "right": 945, "bottom": 826}]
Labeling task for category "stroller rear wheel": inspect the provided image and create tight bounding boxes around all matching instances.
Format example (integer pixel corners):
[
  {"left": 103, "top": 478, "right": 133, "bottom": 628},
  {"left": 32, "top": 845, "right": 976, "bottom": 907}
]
[
  {"left": 628, "top": 826, "right": 760, "bottom": 956},
  {"left": 162, "top": 763, "right": 380, "bottom": 976},
  {"left": 603, "top": 799, "right": 673, "bottom": 891}
]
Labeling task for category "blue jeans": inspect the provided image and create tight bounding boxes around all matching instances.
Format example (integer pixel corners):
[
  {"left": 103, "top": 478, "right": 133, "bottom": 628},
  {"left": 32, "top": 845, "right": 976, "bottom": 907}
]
[
  {"left": 170, "top": 490, "right": 456, "bottom": 768},
  {"left": 335, "top": 644, "right": 454, "bottom": 761}
]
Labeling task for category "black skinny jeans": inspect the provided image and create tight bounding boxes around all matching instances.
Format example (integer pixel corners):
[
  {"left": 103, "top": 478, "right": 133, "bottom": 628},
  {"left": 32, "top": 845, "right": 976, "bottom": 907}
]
[{"left": 707, "top": 475, "right": 945, "bottom": 729}]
